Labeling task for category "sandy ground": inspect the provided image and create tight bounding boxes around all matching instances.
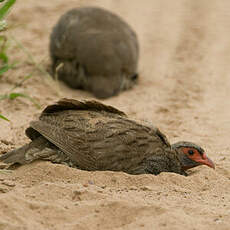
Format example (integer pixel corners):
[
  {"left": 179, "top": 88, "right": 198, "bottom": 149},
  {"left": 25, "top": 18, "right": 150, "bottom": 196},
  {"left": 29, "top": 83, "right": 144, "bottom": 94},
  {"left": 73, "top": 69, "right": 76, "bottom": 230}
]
[{"left": 0, "top": 0, "right": 230, "bottom": 229}]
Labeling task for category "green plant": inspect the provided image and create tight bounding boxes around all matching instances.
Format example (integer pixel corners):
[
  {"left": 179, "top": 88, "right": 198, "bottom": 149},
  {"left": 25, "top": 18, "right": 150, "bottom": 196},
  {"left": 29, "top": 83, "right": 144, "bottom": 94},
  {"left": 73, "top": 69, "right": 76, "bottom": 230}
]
[
  {"left": 0, "top": 0, "right": 15, "bottom": 22},
  {"left": 0, "top": 35, "right": 16, "bottom": 75},
  {"left": 0, "top": 113, "right": 9, "bottom": 121},
  {"left": 0, "top": 0, "right": 42, "bottom": 122},
  {"left": 0, "top": 0, "right": 16, "bottom": 121},
  {"left": 0, "top": 74, "right": 41, "bottom": 109},
  {"left": 0, "top": 0, "right": 16, "bottom": 76}
]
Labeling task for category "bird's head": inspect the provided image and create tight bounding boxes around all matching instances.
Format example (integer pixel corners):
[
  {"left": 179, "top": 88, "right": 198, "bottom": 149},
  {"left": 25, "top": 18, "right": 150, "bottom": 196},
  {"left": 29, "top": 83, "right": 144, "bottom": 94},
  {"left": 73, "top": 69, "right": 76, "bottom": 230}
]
[{"left": 172, "top": 141, "right": 215, "bottom": 171}]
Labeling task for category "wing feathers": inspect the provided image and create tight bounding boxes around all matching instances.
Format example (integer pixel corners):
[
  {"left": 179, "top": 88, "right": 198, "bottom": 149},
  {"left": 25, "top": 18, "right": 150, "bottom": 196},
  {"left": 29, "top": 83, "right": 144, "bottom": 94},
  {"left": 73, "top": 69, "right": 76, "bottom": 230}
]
[
  {"left": 41, "top": 98, "right": 126, "bottom": 117},
  {"left": 30, "top": 120, "right": 97, "bottom": 170}
]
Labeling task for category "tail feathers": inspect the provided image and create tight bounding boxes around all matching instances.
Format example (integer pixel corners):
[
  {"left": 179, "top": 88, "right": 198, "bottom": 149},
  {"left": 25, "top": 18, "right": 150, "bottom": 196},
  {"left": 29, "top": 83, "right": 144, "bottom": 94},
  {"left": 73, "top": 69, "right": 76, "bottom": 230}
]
[
  {"left": 0, "top": 144, "right": 30, "bottom": 165},
  {"left": 0, "top": 137, "right": 67, "bottom": 167},
  {"left": 0, "top": 137, "right": 53, "bottom": 165}
]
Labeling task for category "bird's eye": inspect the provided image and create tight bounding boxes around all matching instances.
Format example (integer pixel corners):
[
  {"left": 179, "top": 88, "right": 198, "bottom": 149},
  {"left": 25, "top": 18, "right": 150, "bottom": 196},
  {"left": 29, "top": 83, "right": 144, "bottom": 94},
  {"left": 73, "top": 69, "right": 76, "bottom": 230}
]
[{"left": 188, "top": 149, "right": 194, "bottom": 155}]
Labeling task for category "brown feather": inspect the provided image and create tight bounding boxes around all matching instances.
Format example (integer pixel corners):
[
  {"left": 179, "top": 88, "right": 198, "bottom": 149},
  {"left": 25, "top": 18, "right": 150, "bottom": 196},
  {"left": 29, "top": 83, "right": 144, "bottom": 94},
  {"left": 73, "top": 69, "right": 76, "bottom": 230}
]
[{"left": 0, "top": 99, "right": 184, "bottom": 175}]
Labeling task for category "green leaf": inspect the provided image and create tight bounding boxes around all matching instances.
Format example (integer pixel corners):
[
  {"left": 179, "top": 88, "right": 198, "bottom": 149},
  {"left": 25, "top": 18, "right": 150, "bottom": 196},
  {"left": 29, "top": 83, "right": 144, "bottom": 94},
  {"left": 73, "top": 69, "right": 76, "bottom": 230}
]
[
  {"left": 0, "top": 113, "right": 9, "bottom": 121},
  {"left": 0, "top": 0, "right": 16, "bottom": 21},
  {"left": 0, "top": 64, "right": 9, "bottom": 75},
  {"left": 0, "top": 52, "right": 8, "bottom": 63},
  {"left": 0, "top": 63, "right": 14, "bottom": 75},
  {"left": 8, "top": 92, "right": 26, "bottom": 99},
  {"left": 8, "top": 92, "right": 41, "bottom": 109}
]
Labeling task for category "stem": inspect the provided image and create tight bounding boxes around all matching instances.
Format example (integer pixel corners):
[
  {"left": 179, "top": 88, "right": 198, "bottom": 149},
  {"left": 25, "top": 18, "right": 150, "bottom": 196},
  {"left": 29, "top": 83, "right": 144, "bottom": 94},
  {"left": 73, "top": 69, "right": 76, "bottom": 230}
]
[{"left": 9, "top": 35, "right": 61, "bottom": 96}]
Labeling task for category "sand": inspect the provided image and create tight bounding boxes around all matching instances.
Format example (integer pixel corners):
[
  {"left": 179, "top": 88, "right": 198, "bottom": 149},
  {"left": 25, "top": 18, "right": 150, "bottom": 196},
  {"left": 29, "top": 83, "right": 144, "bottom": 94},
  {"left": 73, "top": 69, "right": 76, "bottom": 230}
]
[{"left": 0, "top": 0, "right": 230, "bottom": 229}]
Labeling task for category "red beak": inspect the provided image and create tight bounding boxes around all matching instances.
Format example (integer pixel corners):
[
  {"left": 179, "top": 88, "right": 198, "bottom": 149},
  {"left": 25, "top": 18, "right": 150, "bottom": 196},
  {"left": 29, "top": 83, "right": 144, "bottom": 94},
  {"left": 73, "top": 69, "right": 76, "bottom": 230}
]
[{"left": 197, "top": 153, "right": 215, "bottom": 169}]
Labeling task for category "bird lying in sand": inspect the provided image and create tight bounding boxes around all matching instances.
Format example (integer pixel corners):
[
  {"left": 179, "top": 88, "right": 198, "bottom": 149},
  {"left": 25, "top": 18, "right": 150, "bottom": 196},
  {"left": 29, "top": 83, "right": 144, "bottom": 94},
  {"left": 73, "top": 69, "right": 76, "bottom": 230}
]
[
  {"left": 0, "top": 99, "right": 215, "bottom": 175},
  {"left": 50, "top": 7, "right": 139, "bottom": 99}
]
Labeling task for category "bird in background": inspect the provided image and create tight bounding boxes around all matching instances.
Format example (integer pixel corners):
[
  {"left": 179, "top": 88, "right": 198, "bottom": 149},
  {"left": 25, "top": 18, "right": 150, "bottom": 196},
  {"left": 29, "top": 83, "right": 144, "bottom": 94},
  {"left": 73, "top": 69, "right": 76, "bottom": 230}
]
[{"left": 50, "top": 7, "right": 139, "bottom": 99}]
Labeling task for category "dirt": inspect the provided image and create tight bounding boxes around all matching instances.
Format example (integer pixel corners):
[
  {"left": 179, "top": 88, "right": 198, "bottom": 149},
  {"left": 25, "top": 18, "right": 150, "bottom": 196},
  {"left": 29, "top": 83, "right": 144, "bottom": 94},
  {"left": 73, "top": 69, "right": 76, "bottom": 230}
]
[{"left": 0, "top": 0, "right": 230, "bottom": 229}]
